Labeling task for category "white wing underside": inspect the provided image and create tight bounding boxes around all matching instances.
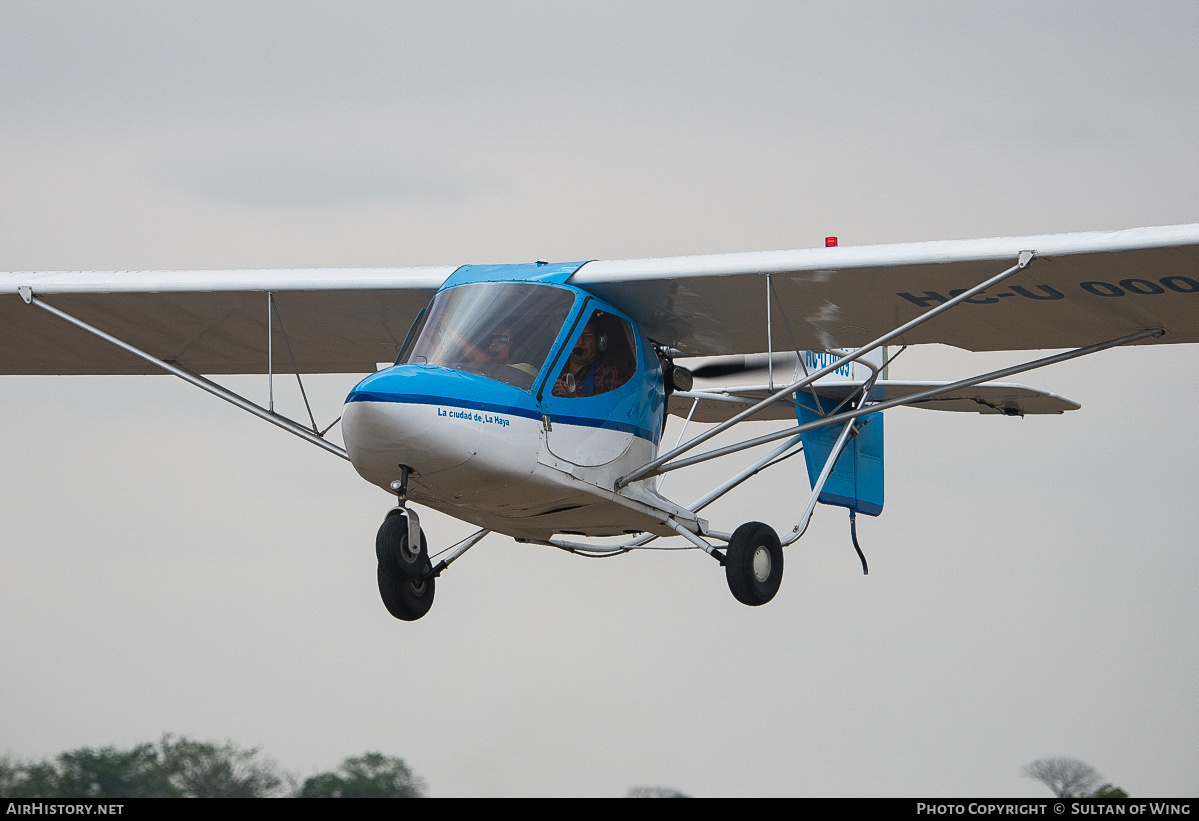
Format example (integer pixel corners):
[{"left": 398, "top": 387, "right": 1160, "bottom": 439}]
[
  {"left": 0, "top": 268, "right": 450, "bottom": 374},
  {"left": 2, "top": 224, "right": 1197, "bottom": 375}
]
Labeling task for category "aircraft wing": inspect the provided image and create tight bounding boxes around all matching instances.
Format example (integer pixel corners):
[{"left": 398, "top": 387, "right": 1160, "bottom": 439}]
[
  {"left": 571, "top": 224, "right": 1199, "bottom": 356},
  {"left": 4, "top": 224, "right": 1198, "bottom": 374},
  {"left": 0, "top": 267, "right": 449, "bottom": 374}
]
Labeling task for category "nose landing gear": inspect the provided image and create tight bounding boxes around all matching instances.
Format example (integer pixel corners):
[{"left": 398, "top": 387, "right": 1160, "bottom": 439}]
[
  {"left": 376, "top": 467, "right": 435, "bottom": 621},
  {"left": 376, "top": 513, "right": 435, "bottom": 621}
]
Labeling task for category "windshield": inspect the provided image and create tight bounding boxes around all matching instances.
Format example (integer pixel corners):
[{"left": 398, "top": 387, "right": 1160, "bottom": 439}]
[{"left": 401, "top": 282, "right": 576, "bottom": 391}]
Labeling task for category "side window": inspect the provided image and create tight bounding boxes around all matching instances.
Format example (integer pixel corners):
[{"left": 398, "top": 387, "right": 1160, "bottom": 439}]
[{"left": 550, "top": 310, "right": 636, "bottom": 399}]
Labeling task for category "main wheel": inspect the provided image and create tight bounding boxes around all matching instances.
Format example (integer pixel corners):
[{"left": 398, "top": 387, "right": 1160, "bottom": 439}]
[
  {"left": 725, "top": 522, "right": 783, "bottom": 606},
  {"left": 376, "top": 513, "right": 429, "bottom": 580},
  {"left": 377, "top": 564, "right": 435, "bottom": 621}
]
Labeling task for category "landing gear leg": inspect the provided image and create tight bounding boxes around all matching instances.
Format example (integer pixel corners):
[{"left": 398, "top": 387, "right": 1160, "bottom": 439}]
[
  {"left": 375, "top": 467, "right": 435, "bottom": 621},
  {"left": 725, "top": 522, "right": 783, "bottom": 606}
]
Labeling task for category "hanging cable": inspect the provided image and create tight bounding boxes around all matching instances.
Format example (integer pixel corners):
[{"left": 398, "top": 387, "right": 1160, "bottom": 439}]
[{"left": 849, "top": 509, "right": 869, "bottom": 575}]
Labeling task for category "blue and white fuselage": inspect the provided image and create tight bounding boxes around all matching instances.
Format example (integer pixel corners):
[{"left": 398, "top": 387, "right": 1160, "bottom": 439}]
[{"left": 342, "top": 262, "right": 697, "bottom": 540}]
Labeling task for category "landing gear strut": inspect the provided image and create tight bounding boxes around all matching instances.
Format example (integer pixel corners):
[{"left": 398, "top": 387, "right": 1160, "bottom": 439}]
[
  {"left": 376, "top": 510, "right": 429, "bottom": 579},
  {"left": 376, "top": 467, "right": 435, "bottom": 621}
]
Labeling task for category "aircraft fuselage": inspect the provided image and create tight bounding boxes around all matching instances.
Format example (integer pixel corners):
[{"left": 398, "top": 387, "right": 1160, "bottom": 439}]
[{"left": 341, "top": 265, "right": 672, "bottom": 540}]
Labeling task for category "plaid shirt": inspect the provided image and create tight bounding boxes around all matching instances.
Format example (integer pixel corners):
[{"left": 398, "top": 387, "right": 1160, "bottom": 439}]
[
  {"left": 557, "top": 359, "right": 625, "bottom": 397},
  {"left": 587, "top": 361, "right": 625, "bottom": 395}
]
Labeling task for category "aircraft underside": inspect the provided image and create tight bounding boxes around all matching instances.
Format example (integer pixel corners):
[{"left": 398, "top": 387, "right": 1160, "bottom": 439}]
[{"left": 343, "top": 396, "right": 685, "bottom": 540}]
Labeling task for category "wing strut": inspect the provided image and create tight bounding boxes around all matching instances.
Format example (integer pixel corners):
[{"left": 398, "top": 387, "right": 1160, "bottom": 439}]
[
  {"left": 617, "top": 250, "right": 1037, "bottom": 488},
  {"left": 779, "top": 374, "right": 879, "bottom": 547},
  {"left": 640, "top": 326, "right": 1163, "bottom": 479},
  {"left": 556, "top": 325, "right": 1158, "bottom": 560},
  {"left": 268, "top": 292, "right": 324, "bottom": 434},
  {"left": 19, "top": 288, "right": 350, "bottom": 460}
]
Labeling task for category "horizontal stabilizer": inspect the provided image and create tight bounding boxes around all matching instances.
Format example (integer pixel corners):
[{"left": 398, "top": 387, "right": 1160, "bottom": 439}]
[
  {"left": 669, "top": 380, "right": 1078, "bottom": 423},
  {"left": 812, "top": 380, "right": 1080, "bottom": 416}
]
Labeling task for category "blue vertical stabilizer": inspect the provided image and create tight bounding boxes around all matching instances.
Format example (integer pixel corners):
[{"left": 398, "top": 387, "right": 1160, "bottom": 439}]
[{"left": 796, "top": 395, "right": 884, "bottom": 517}]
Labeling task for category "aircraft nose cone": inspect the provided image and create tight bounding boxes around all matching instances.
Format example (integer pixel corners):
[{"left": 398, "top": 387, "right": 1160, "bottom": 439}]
[{"left": 342, "top": 366, "right": 484, "bottom": 488}]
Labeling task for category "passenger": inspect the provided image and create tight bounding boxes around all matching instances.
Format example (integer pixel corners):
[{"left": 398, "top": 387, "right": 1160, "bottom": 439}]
[{"left": 552, "top": 319, "right": 624, "bottom": 397}]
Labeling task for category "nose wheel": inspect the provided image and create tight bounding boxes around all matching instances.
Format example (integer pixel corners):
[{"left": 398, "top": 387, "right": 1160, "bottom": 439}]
[
  {"left": 724, "top": 521, "right": 783, "bottom": 606},
  {"left": 376, "top": 512, "right": 435, "bottom": 621},
  {"left": 376, "top": 510, "right": 430, "bottom": 580}
]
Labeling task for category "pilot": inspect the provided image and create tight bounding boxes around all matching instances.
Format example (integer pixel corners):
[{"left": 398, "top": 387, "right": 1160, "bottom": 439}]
[
  {"left": 487, "top": 324, "right": 537, "bottom": 377},
  {"left": 552, "top": 318, "right": 624, "bottom": 398},
  {"left": 486, "top": 324, "right": 513, "bottom": 364}
]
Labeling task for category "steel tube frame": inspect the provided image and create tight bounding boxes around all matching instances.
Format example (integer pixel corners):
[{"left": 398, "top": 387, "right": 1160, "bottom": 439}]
[
  {"left": 530, "top": 411, "right": 829, "bottom": 556},
  {"left": 594, "top": 326, "right": 1152, "bottom": 554},
  {"left": 666, "top": 517, "right": 721, "bottom": 557},
  {"left": 268, "top": 291, "right": 274, "bottom": 413},
  {"left": 658, "top": 396, "right": 699, "bottom": 494},
  {"left": 780, "top": 392, "right": 872, "bottom": 547},
  {"left": 768, "top": 272, "right": 825, "bottom": 412},
  {"left": 426, "top": 528, "right": 490, "bottom": 578},
  {"left": 782, "top": 419, "right": 855, "bottom": 547},
  {"left": 535, "top": 435, "right": 807, "bottom": 555},
  {"left": 766, "top": 272, "right": 774, "bottom": 391},
  {"left": 686, "top": 434, "right": 804, "bottom": 513},
  {"left": 636, "top": 327, "right": 1162, "bottom": 478},
  {"left": 541, "top": 538, "right": 645, "bottom": 555},
  {"left": 779, "top": 363, "right": 879, "bottom": 546},
  {"left": 270, "top": 293, "right": 320, "bottom": 433},
  {"left": 617, "top": 251, "right": 1036, "bottom": 487},
  {"left": 23, "top": 291, "right": 350, "bottom": 460}
]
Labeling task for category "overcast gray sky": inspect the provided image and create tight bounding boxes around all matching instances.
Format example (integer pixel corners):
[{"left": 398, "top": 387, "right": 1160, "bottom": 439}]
[{"left": 1, "top": 1, "right": 1196, "bottom": 797}]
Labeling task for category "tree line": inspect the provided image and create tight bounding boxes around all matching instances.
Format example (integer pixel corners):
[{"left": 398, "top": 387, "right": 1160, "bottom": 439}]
[
  {"left": 11, "top": 740, "right": 1113, "bottom": 797},
  {"left": 0, "top": 737, "right": 423, "bottom": 798},
  {"left": 1024, "top": 758, "right": 1128, "bottom": 798}
]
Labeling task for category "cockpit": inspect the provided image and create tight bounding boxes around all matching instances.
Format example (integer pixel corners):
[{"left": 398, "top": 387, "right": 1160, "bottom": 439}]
[{"left": 398, "top": 281, "right": 637, "bottom": 397}]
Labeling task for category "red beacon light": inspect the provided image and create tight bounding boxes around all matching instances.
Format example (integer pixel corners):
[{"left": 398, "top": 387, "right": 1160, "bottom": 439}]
[{"left": 825, "top": 236, "right": 838, "bottom": 247}]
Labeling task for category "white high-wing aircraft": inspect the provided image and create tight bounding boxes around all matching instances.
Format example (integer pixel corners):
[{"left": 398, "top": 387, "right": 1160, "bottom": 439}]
[{"left": 4, "top": 224, "right": 1197, "bottom": 620}]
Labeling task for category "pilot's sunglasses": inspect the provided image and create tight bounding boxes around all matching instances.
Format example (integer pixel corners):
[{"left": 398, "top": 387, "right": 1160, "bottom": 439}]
[{"left": 490, "top": 335, "right": 510, "bottom": 344}]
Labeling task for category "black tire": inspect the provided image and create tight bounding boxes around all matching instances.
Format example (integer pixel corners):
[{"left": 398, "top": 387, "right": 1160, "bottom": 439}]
[
  {"left": 725, "top": 521, "right": 783, "bottom": 606},
  {"left": 377, "top": 564, "right": 435, "bottom": 621},
  {"left": 376, "top": 514, "right": 429, "bottom": 580}
]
